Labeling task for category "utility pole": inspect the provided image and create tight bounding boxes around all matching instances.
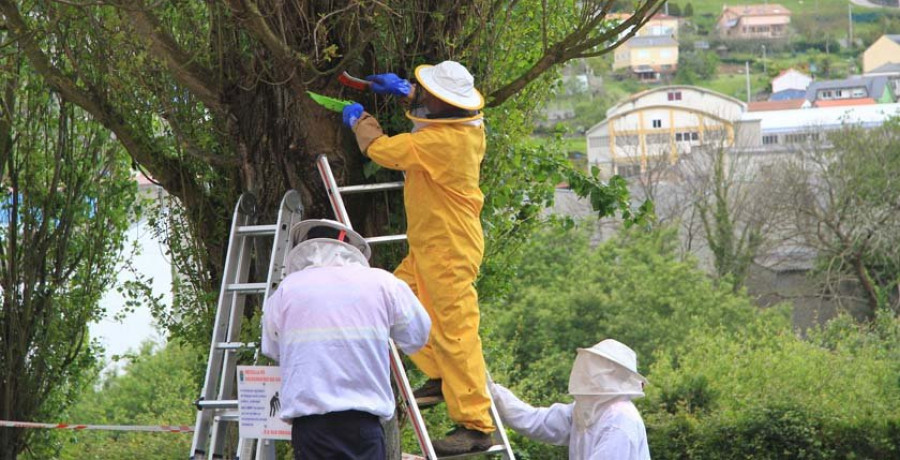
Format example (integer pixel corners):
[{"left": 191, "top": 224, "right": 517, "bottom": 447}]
[
  {"left": 745, "top": 61, "right": 751, "bottom": 103},
  {"left": 761, "top": 44, "right": 767, "bottom": 75},
  {"left": 848, "top": 4, "right": 854, "bottom": 49}
]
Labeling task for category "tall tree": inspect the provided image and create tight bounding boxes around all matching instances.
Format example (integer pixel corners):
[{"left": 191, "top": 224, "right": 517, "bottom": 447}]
[
  {"left": 0, "top": 49, "right": 136, "bottom": 457},
  {"left": 776, "top": 120, "right": 900, "bottom": 319},
  {"left": 673, "top": 128, "right": 786, "bottom": 291},
  {"left": 0, "top": 1, "right": 665, "bottom": 343}
]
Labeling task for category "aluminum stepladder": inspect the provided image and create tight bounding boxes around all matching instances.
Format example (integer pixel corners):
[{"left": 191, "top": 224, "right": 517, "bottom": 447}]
[
  {"left": 190, "top": 190, "right": 304, "bottom": 460},
  {"left": 316, "top": 154, "right": 515, "bottom": 460}
]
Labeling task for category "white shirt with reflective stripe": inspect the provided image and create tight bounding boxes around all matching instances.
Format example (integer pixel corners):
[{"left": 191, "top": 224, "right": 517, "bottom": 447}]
[
  {"left": 490, "top": 383, "right": 651, "bottom": 460},
  {"left": 262, "top": 263, "right": 430, "bottom": 420}
]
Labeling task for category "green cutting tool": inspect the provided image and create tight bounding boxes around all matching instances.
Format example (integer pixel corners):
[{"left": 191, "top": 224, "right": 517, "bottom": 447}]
[{"left": 307, "top": 91, "right": 354, "bottom": 112}]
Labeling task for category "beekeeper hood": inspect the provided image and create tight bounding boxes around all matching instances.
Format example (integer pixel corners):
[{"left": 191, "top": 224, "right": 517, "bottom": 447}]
[
  {"left": 285, "top": 219, "right": 371, "bottom": 274},
  {"left": 406, "top": 60, "right": 484, "bottom": 127},
  {"left": 568, "top": 339, "right": 647, "bottom": 431}
]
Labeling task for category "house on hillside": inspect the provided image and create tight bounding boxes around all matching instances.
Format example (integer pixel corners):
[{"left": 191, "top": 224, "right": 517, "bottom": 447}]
[
  {"left": 863, "top": 35, "right": 900, "bottom": 74},
  {"left": 716, "top": 4, "right": 792, "bottom": 40},
  {"left": 584, "top": 86, "right": 746, "bottom": 178},
  {"left": 610, "top": 13, "right": 680, "bottom": 81},
  {"left": 610, "top": 12, "right": 680, "bottom": 39},
  {"left": 772, "top": 69, "right": 811, "bottom": 94},
  {"left": 805, "top": 76, "right": 896, "bottom": 105},
  {"left": 612, "top": 36, "right": 679, "bottom": 81}
]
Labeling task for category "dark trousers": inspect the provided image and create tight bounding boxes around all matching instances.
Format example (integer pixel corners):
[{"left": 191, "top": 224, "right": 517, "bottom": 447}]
[{"left": 291, "top": 410, "right": 385, "bottom": 460}]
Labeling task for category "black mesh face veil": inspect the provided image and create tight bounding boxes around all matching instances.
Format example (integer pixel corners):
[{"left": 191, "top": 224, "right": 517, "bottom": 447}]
[{"left": 305, "top": 225, "right": 347, "bottom": 242}]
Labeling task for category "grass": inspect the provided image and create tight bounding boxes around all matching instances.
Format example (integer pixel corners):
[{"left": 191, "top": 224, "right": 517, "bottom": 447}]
[{"left": 706, "top": 73, "right": 772, "bottom": 101}]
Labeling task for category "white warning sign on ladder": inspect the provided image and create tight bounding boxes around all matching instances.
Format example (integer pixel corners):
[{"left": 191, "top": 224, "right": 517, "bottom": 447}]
[{"left": 236, "top": 366, "right": 292, "bottom": 441}]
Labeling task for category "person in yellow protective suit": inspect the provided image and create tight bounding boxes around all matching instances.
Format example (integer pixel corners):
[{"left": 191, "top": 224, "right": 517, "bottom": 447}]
[{"left": 341, "top": 61, "right": 494, "bottom": 455}]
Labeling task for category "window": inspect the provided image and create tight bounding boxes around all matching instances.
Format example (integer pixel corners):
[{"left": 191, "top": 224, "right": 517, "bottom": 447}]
[
  {"left": 616, "top": 163, "right": 642, "bottom": 178},
  {"left": 851, "top": 88, "right": 866, "bottom": 98},
  {"left": 675, "top": 133, "right": 683, "bottom": 141},
  {"left": 661, "top": 50, "right": 672, "bottom": 58},
  {"left": 785, "top": 133, "right": 807, "bottom": 144},
  {"left": 762, "top": 135, "right": 778, "bottom": 145},
  {"left": 588, "top": 136, "right": 606, "bottom": 148},
  {"left": 667, "top": 91, "right": 683, "bottom": 101},
  {"left": 820, "top": 90, "right": 833, "bottom": 99},
  {"left": 652, "top": 119, "right": 662, "bottom": 128},
  {"left": 637, "top": 50, "right": 650, "bottom": 58},
  {"left": 691, "top": 132, "right": 699, "bottom": 141}
]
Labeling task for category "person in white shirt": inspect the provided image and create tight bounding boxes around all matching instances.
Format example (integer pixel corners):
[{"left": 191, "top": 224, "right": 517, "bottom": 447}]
[
  {"left": 489, "top": 339, "right": 651, "bottom": 460},
  {"left": 261, "top": 219, "right": 431, "bottom": 460}
]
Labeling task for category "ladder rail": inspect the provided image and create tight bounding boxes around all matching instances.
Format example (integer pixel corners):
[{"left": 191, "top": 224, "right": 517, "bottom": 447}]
[
  {"left": 209, "top": 236, "right": 254, "bottom": 456},
  {"left": 389, "top": 340, "right": 438, "bottom": 460},
  {"left": 316, "top": 155, "right": 353, "bottom": 230},
  {"left": 191, "top": 191, "right": 304, "bottom": 460},
  {"left": 191, "top": 196, "right": 254, "bottom": 459},
  {"left": 240, "top": 190, "right": 303, "bottom": 460},
  {"left": 317, "top": 154, "right": 440, "bottom": 458}
]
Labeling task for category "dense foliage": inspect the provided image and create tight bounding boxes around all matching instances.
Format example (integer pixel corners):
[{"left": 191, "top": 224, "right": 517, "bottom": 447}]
[
  {"left": 480, "top": 224, "right": 900, "bottom": 459},
  {"left": 0, "top": 0, "right": 665, "bottom": 353},
  {"left": 645, "top": 309, "right": 900, "bottom": 458},
  {"left": 37, "top": 342, "right": 201, "bottom": 460},
  {"left": 0, "top": 50, "right": 136, "bottom": 457}
]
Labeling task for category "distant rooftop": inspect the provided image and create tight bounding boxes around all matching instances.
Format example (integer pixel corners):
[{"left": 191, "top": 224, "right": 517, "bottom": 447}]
[
  {"left": 748, "top": 99, "right": 807, "bottom": 111},
  {"left": 742, "top": 103, "right": 900, "bottom": 134},
  {"left": 888, "top": 34, "right": 900, "bottom": 45},
  {"left": 774, "top": 68, "right": 810, "bottom": 79},
  {"left": 722, "top": 4, "right": 792, "bottom": 16},
  {"left": 867, "top": 62, "right": 900, "bottom": 75},
  {"left": 814, "top": 98, "right": 876, "bottom": 108},
  {"left": 805, "top": 75, "right": 889, "bottom": 101},
  {"left": 769, "top": 89, "right": 807, "bottom": 101}
]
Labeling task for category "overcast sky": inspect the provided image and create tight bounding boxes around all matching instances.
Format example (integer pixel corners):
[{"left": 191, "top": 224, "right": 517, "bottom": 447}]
[{"left": 92, "top": 217, "right": 172, "bottom": 372}]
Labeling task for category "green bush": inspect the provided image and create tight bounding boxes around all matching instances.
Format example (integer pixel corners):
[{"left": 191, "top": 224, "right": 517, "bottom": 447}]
[
  {"left": 483, "top": 223, "right": 900, "bottom": 458},
  {"left": 644, "top": 310, "right": 900, "bottom": 458}
]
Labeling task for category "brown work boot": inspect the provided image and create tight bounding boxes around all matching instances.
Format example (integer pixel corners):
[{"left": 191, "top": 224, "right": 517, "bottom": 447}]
[
  {"left": 432, "top": 426, "right": 493, "bottom": 456},
  {"left": 413, "top": 378, "right": 443, "bottom": 407}
]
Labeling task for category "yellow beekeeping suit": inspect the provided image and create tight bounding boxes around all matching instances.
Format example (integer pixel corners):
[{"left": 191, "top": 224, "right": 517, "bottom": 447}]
[{"left": 352, "top": 114, "right": 495, "bottom": 433}]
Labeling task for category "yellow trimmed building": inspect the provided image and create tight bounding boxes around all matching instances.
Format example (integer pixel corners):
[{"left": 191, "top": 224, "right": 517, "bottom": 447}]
[{"left": 584, "top": 86, "right": 746, "bottom": 178}]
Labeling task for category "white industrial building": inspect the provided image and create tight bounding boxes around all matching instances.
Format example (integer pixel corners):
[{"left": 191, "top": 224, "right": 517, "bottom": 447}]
[{"left": 585, "top": 85, "right": 900, "bottom": 178}]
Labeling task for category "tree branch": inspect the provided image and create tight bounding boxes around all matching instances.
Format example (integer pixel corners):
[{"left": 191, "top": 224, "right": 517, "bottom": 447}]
[
  {"left": 486, "top": 1, "right": 664, "bottom": 107},
  {"left": 121, "top": 0, "right": 226, "bottom": 115},
  {"left": 223, "top": 0, "right": 313, "bottom": 71},
  {"left": 0, "top": 0, "right": 202, "bottom": 203}
]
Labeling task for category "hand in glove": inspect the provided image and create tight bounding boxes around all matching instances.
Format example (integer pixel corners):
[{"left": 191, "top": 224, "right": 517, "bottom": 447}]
[
  {"left": 342, "top": 103, "right": 364, "bottom": 128},
  {"left": 366, "top": 73, "right": 411, "bottom": 97}
]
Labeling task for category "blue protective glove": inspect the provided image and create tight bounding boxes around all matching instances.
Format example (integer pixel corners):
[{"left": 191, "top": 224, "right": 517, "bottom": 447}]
[
  {"left": 342, "top": 103, "right": 364, "bottom": 128},
  {"left": 366, "top": 73, "right": 411, "bottom": 97}
]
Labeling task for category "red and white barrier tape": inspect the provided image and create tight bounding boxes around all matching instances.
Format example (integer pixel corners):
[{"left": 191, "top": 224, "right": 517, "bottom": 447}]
[{"left": 0, "top": 420, "right": 193, "bottom": 433}]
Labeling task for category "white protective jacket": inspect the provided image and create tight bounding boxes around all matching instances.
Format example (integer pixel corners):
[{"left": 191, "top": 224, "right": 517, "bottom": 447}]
[
  {"left": 262, "top": 239, "right": 431, "bottom": 420},
  {"left": 490, "top": 383, "right": 650, "bottom": 460}
]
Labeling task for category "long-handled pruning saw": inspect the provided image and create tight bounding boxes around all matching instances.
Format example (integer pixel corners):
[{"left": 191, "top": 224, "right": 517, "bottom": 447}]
[{"left": 307, "top": 72, "right": 370, "bottom": 112}]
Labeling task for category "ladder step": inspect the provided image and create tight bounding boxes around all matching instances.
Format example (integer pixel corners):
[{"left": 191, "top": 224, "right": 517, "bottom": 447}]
[
  {"left": 226, "top": 283, "right": 267, "bottom": 294},
  {"left": 438, "top": 445, "right": 508, "bottom": 459},
  {"left": 236, "top": 224, "right": 278, "bottom": 236},
  {"left": 366, "top": 235, "right": 408, "bottom": 245},
  {"left": 214, "top": 410, "right": 240, "bottom": 422},
  {"left": 338, "top": 182, "right": 404, "bottom": 194},
  {"left": 215, "top": 342, "right": 257, "bottom": 351},
  {"left": 196, "top": 400, "right": 239, "bottom": 410}
]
